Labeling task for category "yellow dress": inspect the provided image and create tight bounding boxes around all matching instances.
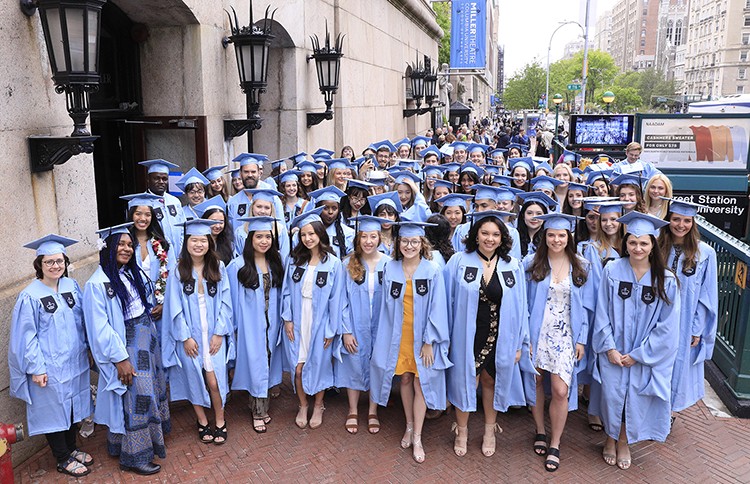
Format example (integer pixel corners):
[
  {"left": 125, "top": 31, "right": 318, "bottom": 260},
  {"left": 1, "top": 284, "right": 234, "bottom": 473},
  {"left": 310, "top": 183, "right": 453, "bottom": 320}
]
[{"left": 395, "top": 280, "right": 418, "bottom": 376}]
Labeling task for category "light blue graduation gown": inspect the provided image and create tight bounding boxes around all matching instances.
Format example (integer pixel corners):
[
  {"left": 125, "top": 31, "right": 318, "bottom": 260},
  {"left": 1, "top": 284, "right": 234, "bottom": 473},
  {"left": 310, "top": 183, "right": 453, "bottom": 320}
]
[
  {"left": 183, "top": 204, "right": 200, "bottom": 222},
  {"left": 226, "top": 180, "right": 285, "bottom": 230},
  {"left": 234, "top": 222, "right": 290, "bottom": 263},
  {"left": 149, "top": 190, "right": 186, "bottom": 254},
  {"left": 226, "top": 256, "right": 284, "bottom": 397},
  {"left": 162, "top": 263, "right": 234, "bottom": 408},
  {"left": 451, "top": 221, "right": 521, "bottom": 260},
  {"left": 334, "top": 254, "right": 390, "bottom": 391},
  {"left": 521, "top": 255, "right": 596, "bottom": 411},
  {"left": 326, "top": 222, "right": 355, "bottom": 258},
  {"left": 612, "top": 159, "right": 662, "bottom": 182},
  {"left": 82, "top": 267, "right": 131, "bottom": 435},
  {"left": 592, "top": 258, "right": 680, "bottom": 443},
  {"left": 402, "top": 195, "right": 432, "bottom": 222},
  {"left": 9, "top": 278, "right": 91, "bottom": 436},
  {"left": 280, "top": 255, "right": 344, "bottom": 395},
  {"left": 370, "top": 259, "right": 452, "bottom": 410},
  {"left": 667, "top": 242, "right": 718, "bottom": 411},
  {"left": 430, "top": 250, "right": 446, "bottom": 270},
  {"left": 284, "top": 199, "right": 307, "bottom": 230},
  {"left": 444, "top": 252, "right": 532, "bottom": 412}
]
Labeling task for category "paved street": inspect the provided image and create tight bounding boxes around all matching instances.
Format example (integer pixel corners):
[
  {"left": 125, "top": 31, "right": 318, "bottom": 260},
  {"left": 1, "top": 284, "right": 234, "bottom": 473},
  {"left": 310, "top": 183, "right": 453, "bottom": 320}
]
[{"left": 13, "top": 377, "right": 750, "bottom": 483}]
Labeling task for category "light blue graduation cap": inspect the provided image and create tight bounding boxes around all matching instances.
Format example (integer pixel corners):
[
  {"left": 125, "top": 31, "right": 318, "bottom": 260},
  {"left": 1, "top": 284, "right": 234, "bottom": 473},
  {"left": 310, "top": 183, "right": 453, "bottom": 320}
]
[
  {"left": 439, "top": 144, "right": 455, "bottom": 157},
  {"left": 366, "top": 170, "right": 388, "bottom": 186},
  {"left": 24, "top": 234, "right": 78, "bottom": 256},
  {"left": 295, "top": 160, "right": 321, "bottom": 173},
  {"left": 465, "top": 210, "right": 515, "bottom": 223},
  {"left": 396, "top": 220, "right": 437, "bottom": 237},
  {"left": 411, "top": 136, "right": 431, "bottom": 148},
  {"left": 270, "top": 159, "right": 288, "bottom": 171},
  {"left": 393, "top": 138, "right": 411, "bottom": 149},
  {"left": 354, "top": 156, "right": 369, "bottom": 168},
  {"left": 391, "top": 171, "right": 422, "bottom": 185},
  {"left": 467, "top": 143, "right": 489, "bottom": 155},
  {"left": 460, "top": 162, "right": 485, "bottom": 177},
  {"left": 309, "top": 186, "right": 347, "bottom": 203},
  {"left": 434, "top": 193, "right": 473, "bottom": 207},
  {"left": 586, "top": 200, "right": 628, "bottom": 213},
  {"left": 468, "top": 184, "right": 504, "bottom": 201},
  {"left": 531, "top": 175, "right": 564, "bottom": 192},
  {"left": 371, "top": 140, "right": 397, "bottom": 153},
  {"left": 582, "top": 196, "right": 620, "bottom": 211},
  {"left": 661, "top": 197, "right": 706, "bottom": 217},
  {"left": 534, "top": 160, "right": 554, "bottom": 174},
  {"left": 323, "top": 158, "right": 353, "bottom": 171},
  {"left": 566, "top": 182, "right": 591, "bottom": 193},
  {"left": 349, "top": 215, "right": 393, "bottom": 233},
  {"left": 96, "top": 222, "right": 134, "bottom": 240},
  {"left": 609, "top": 173, "right": 642, "bottom": 188},
  {"left": 233, "top": 153, "right": 269, "bottom": 167},
  {"left": 432, "top": 179, "right": 456, "bottom": 191},
  {"left": 368, "top": 192, "right": 403, "bottom": 213},
  {"left": 288, "top": 152, "right": 309, "bottom": 165},
  {"left": 422, "top": 165, "right": 444, "bottom": 178},
  {"left": 496, "top": 186, "right": 523, "bottom": 201},
  {"left": 509, "top": 157, "right": 534, "bottom": 173},
  {"left": 194, "top": 195, "right": 226, "bottom": 217},
  {"left": 228, "top": 168, "right": 241, "bottom": 179},
  {"left": 179, "top": 219, "right": 222, "bottom": 236},
  {"left": 313, "top": 148, "right": 335, "bottom": 158},
  {"left": 534, "top": 213, "right": 582, "bottom": 232},
  {"left": 482, "top": 165, "right": 501, "bottom": 176},
  {"left": 562, "top": 150, "right": 580, "bottom": 163},
  {"left": 202, "top": 165, "right": 228, "bottom": 181},
  {"left": 572, "top": 167, "right": 584, "bottom": 177},
  {"left": 517, "top": 191, "right": 558, "bottom": 211},
  {"left": 489, "top": 148, "right": 508, "bottom": 157},
  {"left": 346, "top": 179, "right": 375, "bottom": 191},
  {"left": 507, "top": 143, "right": 529, "bottom": 154},
  {"left": 441, "top": 162, "right": 461, "bottom": 173},
  {"left": 279, "top": 169, "right": 302, "bottom": 184},
  {"left": 617, "top": 211, "right": 669, "bottom": 237},
  {"left": 586, "top": 169, "right": 613, "bottom": 186},
  {"left": 120, "top": 192, "right": 162, "bottom": 209},
  {"left": 290, "top": 206, "right": 325, "bottom": 230},
  {"left": 139, "top": 159, "right": 179, "bottom": 174},
  {"left": 244, "top": 188, "right": 283, "bottom": 202},
  {"left": 235, "top": 215, "right": 277, "bottom": 233},
  {"left": 492, "top": 175, "right": 515, "bottom": 187},
  {"left": 395, "top": 160, "right": 421, "bottom": 172},
  {"left": 176, "top": 167, "right": 210, "bottom": 191},
  {"left": 451, "top": 141, "right": 469, "bottom": 152}
]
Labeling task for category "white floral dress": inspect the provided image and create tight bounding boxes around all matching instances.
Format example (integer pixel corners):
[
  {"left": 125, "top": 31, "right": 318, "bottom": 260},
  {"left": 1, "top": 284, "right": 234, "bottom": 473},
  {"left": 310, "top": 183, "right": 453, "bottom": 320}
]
[{"left": 533, "top": 277, "right": 575, "bottom": 386}]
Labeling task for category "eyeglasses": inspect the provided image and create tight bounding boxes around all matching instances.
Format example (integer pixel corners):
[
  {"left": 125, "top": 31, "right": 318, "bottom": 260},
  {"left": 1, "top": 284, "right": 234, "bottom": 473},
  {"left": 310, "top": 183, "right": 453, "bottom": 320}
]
[
  {"left": 42, "top": 259, "right": 66, "bottom": 267},
  {"left": 187, "top": 189, "right": 204, "bottom": 195},
  {"left": 399, "top": 239, "right": 421, "bottom": 248}
]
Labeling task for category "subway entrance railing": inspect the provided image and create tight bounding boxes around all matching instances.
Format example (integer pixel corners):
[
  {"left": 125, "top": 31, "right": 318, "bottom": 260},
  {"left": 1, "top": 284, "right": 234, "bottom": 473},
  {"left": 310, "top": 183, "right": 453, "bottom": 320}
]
[{"left": 697, "top": 215, "right": 750, "bottom": 417}]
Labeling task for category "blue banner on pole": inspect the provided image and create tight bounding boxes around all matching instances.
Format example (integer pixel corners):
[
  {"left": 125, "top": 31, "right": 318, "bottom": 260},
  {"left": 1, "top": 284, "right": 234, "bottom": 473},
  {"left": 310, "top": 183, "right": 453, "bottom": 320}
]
[{"left": 450, "top": 0, "right": 487, "bottom": 69}]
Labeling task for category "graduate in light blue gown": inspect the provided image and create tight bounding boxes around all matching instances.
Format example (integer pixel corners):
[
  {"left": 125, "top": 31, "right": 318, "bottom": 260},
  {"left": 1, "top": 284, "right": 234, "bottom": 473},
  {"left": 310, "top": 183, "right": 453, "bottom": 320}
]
[
  {"left": 227, "top": 216, "right": 286, "bottom": 433},
  {"left": 309, "top": 185, "right": 355, "bottom": 258},
  {"left": 444, "top": 211, "right": 532, "bottom": 459},
  {"left": 611, "top": 173, "right": 647, "bottom": 214},
  {"left": 391, "top": 171, "right": 432, "bottom": 222},
  {"left": 9, "top": 235, "right": 93, "bottom": 477},
  {"left": 195, "top": 195, "right": 235, "bottom": 266},
  {"left": 233, "top": 188, "right": 290, "bottom": 262},
  {"left": 281, "top": 208, "right": 344, "bottom": 430},
  {"left": 341, "top": 179, "right": 375, "bottom": 227},
  {"left": 657, "top": 198, "right": 718, "bottom": 413},
  {"left": 368, "top": 192, "right": 402, "bottom": 256},
  {"left": 176, "top": 167, "right": 210, "bottom": 221},
  {"left": 522, "top": 214, "right": 595, "bottom": 473},
  {"left": 83, "top": 223, "right": 169, "bottom": 475},
  {"left": 370, "top": 221, "right": 451, "bottom": 464},
  {"left": 203, "top": 164, "right": 230, "bottom": 202},
  {"left": 277, "top": 170, "right": 308, "bottom": 228},
  {"left": 227, "top": 153, "right": 285, "bottom": 229},
  {"left": 122, "top": 193, "right": 177, "bottom": 343},
  {"left": 592, "top": 212, "right": 680, "bottom": 470},
  {"left": 140, "top": 159, "right": 187, "bottom": 253},
  {"left": 516, "top": 192, "right": 557, "bottom": 258},
  {"left": 162, "top": 219, "right": 233, "bottom": 445},
  {"left": 335, "top": 216, "right": 391, "bottom": 435}
]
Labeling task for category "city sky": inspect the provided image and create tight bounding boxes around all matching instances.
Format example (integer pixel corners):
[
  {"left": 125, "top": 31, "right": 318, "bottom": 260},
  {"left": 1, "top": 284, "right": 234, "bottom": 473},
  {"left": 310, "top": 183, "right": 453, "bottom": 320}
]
[{"left": 497, "top": 0, "right": 618, "bottom": 78}]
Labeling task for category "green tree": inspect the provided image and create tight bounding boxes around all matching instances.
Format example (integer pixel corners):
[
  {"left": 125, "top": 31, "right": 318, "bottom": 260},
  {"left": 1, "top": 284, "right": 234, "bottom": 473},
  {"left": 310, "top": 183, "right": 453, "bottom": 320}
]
[
  {"left": 614, "top": 69, "right": 677, "bottom": 108},
  {"left": 503, "top": 61, "right": 547, "bottom": 110},
  {"left": 547, "top": 50, "right": 618, "bottom": 109},
  {"left": 609, "top": 86, "right": 642, "bottom": 112},
  {"left": 432, "top": 3, "right": 451, "bottom": 66}
]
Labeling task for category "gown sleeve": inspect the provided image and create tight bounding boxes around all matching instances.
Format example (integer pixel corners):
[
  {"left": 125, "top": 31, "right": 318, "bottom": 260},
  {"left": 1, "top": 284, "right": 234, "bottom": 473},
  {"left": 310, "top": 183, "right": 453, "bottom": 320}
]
[
  {"left": 83, "top": 282, "right": 129, "bottom": 366},
  {"left": 326, "top": 260, "right": 344, "bottom": 340},
  {"left": 592, "top": 265, "right": 616, "bottom": 354},
  {"left": 423, "top": 264, "right": 452, "bottom": 370},
  {"left": 692, "top": 250, "right": 718, "bottom": 364},
  {"left": 213, "top": 264, "right": 233, "bottom": 337},
  {"left": 280, "top": 260, "right": 293, "bottom": 322},
  {"left": 8, "top": 294, "right": 44, "bottom": 404}
]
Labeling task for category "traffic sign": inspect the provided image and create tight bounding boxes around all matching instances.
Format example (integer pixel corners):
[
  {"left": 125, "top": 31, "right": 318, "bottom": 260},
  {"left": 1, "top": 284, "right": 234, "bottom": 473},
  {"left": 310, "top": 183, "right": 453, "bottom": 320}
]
[
  {"left": 656, "top": 96, "right": 668, "bottom": 103},
  {"left": 567, "top": 83, "right": 581, "bottom": 91}
]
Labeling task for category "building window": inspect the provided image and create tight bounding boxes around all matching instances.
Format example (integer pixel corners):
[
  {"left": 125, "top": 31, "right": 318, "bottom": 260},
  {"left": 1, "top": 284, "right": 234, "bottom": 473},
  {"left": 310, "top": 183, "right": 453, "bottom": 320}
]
[
  {"left": 667, "top": 20, "right": 674, "bottom": 42},
  {"left": 675, "top": 20, "right": 683, "bottom": 45},
  {"left": 744, "top": 33, "right": 750, "bottom": 45},
  {"left": 641, "top": 39, "right": 646, "bottom": 47},
  {"left": 745, "top": 16, "right": 750, "bottom": 27},
  {"left": 738, "top": 85, "right": 745, "bottom": 94},
  {"left": 741, "top": 51, "right": 748, "bottom": 62},
  {"left": 642, "top": 29, "right": 646, "bottom": 37},
  {"left": 740, "top": 68, "right": 747, "bottom": 79},
  {"left": 641, "top": 49, "right": 645, "bottom": 55}
]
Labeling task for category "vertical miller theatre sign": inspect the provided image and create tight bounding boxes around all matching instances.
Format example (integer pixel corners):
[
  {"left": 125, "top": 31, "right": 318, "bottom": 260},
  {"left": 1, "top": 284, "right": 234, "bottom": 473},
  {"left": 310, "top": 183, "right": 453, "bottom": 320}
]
[{"left": 450, "top": 0, "right": 487, "bottom": 69}]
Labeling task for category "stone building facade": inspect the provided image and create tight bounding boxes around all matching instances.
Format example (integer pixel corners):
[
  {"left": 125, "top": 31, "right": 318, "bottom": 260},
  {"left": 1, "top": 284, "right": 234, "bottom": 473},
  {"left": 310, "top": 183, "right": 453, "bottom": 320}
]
[{"left": 0, "top": 0, "right": 440, "bottom": 464}]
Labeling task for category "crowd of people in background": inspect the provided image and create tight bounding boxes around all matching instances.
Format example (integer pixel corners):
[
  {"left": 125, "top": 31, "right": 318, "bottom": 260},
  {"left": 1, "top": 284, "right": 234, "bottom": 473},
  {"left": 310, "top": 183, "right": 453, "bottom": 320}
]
[{"left": 9, "top": 118, "right": 718, "bottom": 476}]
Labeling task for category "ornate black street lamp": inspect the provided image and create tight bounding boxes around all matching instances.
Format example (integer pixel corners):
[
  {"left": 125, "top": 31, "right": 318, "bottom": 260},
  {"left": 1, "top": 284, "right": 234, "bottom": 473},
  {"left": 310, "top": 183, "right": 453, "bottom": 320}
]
[
  {"left": 223, "top": 2, "right": 275, "bottom": 151},
  {"left": 21, "top": 0, "right": 105, "bottom": 173},
  {"left": 307, "top": 23, "right": 344, "bottom": 128}
]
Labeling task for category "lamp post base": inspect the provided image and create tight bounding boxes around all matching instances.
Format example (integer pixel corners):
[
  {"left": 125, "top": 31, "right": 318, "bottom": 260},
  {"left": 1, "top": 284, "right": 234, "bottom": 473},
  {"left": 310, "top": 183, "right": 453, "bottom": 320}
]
[
  {"left": 224, "top": 118, "right": 263, "bottom": 141},
  {"left": 307, "top": 111, "right": 333, "bottom": 128},
  {"left": 28, "top": 135, "right": 98, "bottom": 173}
]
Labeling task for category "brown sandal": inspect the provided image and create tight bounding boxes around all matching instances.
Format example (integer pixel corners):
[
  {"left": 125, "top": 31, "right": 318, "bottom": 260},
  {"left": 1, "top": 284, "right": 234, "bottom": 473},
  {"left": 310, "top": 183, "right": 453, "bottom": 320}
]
[
  {"left": 345, "top": 413, "right": 358, "bottom": 434},
  {"left": 367, "top": 414, "right": 380, "bottom": 434}
]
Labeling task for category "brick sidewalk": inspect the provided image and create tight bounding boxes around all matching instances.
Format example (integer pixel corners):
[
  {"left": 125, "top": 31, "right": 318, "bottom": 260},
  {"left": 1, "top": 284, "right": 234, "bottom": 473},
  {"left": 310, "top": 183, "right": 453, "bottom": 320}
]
[{"left": 14, "top": 377, "right": 750, "bottom": 483}]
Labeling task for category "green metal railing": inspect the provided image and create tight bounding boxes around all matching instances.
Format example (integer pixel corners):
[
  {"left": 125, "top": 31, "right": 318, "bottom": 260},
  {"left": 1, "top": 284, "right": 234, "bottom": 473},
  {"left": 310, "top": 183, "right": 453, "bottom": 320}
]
[{"left": 697, "top": 215, "right": 750, "bottom": 400}]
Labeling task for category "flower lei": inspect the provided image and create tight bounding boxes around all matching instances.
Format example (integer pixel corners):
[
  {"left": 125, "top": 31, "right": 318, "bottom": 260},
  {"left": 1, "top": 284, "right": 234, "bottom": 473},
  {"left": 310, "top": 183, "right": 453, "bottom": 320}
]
[{"left": 151, "top": 238, "right": 169, "bottom": 305}]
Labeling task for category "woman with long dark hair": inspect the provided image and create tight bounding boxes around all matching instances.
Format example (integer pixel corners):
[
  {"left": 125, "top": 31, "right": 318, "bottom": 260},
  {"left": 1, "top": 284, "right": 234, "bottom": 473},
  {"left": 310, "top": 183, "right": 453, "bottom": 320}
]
[
  {"left": 233, "top": 189, "right": 289, "bottom": 262},
  {"left": 523, "top": 214, "right": 595, "bottom": 472},
  {"left": 424, "top": 213, "right": 455, "bottom": 269},
  {"left": 341, "top": 179, "right": 374, "bottom": 225},
  {"left": 586, "top": 168, "right": 613, "bottom": 198},
  {"left": 368, "top": 192, "right": 403, "bottom": 255},
  {"left": 228, "top": 216, "right": 286, "bottom": 433},
  {"left": 83, "top": 223, "right": 170, "bottom": 475},
  {"left": 279, "top": 170, "right": 308, "bottom": 228},
  {"left": 509, "top": 157, "right": 533, "bottom": 192},
  {"left": 196, "top": 196, "right": 235, "bottom": 266},
  {"left": 428, "top": 179, "right": 454, "bottom": 214},
  {"left": 370, "top": 221, "right": 450, "bottom": 464},
  {"left": 335, "top": 215, "right": 391, "bottom": 435},
  {"left": 163, "top": 219, "right": 233, "bottom": 445},
  {"left": 282, "top": 208, "right": 344, "bottom": 430},
  {"left": 435, "top": 194, "right": 471, "bottom": 244},
  {"left": 295, "top": 160, "right": 321, "bottom": 200},
  {"left": 657, "top": 198, "right": 718, "bottom": 416},
  {"left": 516, "top": 192, "right": 556, "bottom": 257},
  {"left": 10, "top": 235, "right": 93, "bottom": 477},
  {"left": 592, "top": 212, "right": 680, "bottom": 470},
  {"left": 612, "top": 174, "right": 646, "bottom": 214},
  {"left": 310, "top": 186, "right": 355, "bottom": 258},
  {"left": 457, "top": 165, "right": 482, "bottom": 195},
  {"left": 444, "top": 212, "right": 531, "bottom": 459}
]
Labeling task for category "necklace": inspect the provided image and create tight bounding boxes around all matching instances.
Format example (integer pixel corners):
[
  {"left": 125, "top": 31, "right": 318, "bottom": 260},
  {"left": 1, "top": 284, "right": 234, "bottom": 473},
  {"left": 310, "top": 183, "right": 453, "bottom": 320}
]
[
  {"left": 550, "top": 258, "right": 568, "bottom": 282},
  {"left": 478, "top": 250, "right": 496, "bottom": 268}
]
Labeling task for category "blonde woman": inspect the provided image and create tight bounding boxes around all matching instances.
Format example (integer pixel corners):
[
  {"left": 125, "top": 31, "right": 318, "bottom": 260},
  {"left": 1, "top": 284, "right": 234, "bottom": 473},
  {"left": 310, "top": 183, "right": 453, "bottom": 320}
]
[{"left": 644, "top": 174, "right": 673, "bottom": 220}]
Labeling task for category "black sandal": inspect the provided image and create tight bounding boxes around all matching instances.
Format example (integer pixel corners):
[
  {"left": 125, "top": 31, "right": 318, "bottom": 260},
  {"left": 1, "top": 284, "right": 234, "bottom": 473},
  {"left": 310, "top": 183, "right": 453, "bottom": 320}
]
[
  {"left": 545, "top": 447, "right": 560, "bottom": 472},
  {"left": 533, "top": 433, "right": 548, "bottom": 456},
  {"left": 57, "top": 455, "right": 91, "bottom": 477},
  {"left": 252, "top": 417, "right": 267, "bottom": 434},
  {"left": 214, "top": 423, "right": 227, "bottom": 444},
  {"left": 197, "top": 420, "right": 214, "bottom": 443}
]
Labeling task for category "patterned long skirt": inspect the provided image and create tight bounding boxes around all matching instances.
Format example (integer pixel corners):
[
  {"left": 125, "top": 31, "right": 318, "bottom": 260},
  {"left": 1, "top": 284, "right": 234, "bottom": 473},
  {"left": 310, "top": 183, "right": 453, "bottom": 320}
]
[{"left": 107, "top": 312, "right": 171, "bottom": 466}]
